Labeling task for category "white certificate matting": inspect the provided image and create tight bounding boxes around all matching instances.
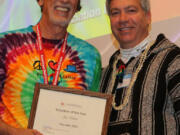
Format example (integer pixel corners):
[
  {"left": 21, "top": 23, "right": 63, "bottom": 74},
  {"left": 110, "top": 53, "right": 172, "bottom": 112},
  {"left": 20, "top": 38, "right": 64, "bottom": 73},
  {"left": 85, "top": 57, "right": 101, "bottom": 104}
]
[{"left": 28, "top": 83, "right": 112, "bottom": 135}]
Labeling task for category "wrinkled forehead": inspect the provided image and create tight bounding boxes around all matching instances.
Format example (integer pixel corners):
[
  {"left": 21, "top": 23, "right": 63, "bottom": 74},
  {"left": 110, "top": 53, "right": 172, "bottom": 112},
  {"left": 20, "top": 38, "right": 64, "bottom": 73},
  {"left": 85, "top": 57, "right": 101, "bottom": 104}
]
[
  {"left": 109, "top": 0, "right": 141, "bottom": 6},
  {"left": 108, "top": 0, "right": 144, "bottom": 12}
]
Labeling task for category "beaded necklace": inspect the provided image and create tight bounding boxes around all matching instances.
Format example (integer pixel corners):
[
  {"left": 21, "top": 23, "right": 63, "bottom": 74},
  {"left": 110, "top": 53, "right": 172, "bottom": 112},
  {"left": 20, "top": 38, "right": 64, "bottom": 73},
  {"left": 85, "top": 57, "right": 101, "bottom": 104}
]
[{"left": 111, "top": 40, "right": 155, "bottom": 111}]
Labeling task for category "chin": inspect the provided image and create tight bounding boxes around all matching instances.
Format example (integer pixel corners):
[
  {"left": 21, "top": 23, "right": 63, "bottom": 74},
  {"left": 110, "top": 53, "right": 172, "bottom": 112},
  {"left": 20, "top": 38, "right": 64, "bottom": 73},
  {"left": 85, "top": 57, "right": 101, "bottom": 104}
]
[
  {"left": 59, "top": 22, "right": 69, "bottom": 27},
  {"left": 53, "top": 20, "right": 69, "bottom": 27},
  {"left": 119, "top": 38, "right": 135, "bottom": 44},
  {"left": 52, "top": 16, "right": 70, "bottom": 26}
]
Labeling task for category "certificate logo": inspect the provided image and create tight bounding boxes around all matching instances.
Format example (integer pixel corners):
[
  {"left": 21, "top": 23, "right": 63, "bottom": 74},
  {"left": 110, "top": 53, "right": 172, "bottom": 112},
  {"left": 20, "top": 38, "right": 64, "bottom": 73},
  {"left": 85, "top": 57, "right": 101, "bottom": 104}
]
[{"left": 60, "top": 102, "right": 65, "bottom": 106}]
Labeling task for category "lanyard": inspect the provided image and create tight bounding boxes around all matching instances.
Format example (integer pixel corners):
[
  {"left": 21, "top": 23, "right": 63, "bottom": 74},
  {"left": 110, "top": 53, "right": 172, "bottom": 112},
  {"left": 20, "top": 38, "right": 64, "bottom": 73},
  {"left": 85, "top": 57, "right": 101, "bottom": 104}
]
[{"left": 36, "top": 24, "right": 68, "bottom": 85}]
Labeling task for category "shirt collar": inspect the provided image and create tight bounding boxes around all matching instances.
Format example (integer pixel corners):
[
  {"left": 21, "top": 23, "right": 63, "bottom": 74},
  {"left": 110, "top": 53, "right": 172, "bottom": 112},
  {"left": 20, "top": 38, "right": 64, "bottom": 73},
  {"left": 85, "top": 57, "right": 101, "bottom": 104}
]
[{"left": 120, "top": 35, "right": 151, "bottom": 63}]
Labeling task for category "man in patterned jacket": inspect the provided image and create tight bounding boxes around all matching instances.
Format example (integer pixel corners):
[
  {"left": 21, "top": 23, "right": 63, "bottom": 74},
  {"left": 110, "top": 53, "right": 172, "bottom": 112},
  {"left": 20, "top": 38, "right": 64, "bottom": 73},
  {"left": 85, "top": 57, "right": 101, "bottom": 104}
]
[
  {"left": 0, "top": 0, "right": 101, "bottom": 135},
  {"left": 100, "top": 0, "right": 180, "bottom": 134}
]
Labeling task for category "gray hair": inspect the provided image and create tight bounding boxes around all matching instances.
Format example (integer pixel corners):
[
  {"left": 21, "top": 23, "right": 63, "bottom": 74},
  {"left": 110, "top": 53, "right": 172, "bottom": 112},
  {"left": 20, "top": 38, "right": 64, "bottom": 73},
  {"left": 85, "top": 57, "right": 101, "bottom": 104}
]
[
  {"left": 106, "top": 0, "right": 150, "bottom": 15},
  {"left": 37, "top": 0, "right": 81, "bottom": 11}
]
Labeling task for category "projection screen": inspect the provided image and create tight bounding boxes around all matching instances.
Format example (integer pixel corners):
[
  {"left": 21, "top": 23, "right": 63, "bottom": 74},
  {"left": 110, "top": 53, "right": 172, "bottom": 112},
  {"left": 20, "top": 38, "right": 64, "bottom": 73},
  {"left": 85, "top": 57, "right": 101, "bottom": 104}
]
[{"left": 0, "top": 0, "right": 180, "bottom": 66}]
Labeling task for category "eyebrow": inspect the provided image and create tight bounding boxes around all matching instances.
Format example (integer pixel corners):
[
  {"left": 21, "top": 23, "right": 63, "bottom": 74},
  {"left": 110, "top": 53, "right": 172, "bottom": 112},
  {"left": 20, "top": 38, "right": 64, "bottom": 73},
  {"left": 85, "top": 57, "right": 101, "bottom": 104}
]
[
  {"left": 124, "top": 5, "right": 137, "bottom": 10},
  {"left": 110, "top": 5, "right": 137, "bottom": 11}
]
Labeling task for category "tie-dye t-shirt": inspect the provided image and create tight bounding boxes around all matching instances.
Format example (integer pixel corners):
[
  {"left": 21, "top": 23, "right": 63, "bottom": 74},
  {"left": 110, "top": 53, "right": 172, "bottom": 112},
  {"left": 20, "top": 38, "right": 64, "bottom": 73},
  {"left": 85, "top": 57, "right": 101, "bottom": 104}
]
[{"left": 0, "top": 26, "right": 101, "bottom": 128}]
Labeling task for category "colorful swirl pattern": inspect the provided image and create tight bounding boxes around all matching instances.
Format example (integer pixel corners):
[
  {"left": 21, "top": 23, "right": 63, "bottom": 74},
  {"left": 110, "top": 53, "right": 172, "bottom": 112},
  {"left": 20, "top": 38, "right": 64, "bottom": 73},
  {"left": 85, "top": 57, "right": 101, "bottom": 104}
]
[{"left": 0, "top": 26, "right": 101, "bottom": 128}]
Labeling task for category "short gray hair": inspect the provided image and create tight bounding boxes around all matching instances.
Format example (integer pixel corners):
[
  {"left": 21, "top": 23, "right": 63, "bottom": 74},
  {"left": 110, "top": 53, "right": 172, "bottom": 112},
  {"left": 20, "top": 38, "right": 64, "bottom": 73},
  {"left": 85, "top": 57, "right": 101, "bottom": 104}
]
[
  {"left": 106, "top": 0, "right": 150, "bottom": 15},
  {"left": 37, "top": 0, "right": 81, "bottom": 11}
]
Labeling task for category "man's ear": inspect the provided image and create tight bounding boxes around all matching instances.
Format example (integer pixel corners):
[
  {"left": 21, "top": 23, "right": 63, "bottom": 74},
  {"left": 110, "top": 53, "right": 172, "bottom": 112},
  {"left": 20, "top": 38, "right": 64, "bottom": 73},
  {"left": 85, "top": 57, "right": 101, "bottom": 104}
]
[
  {"left": 38, "top": 0, "right": 44, "bottom": 6},
  {"left": 146, "top": 11, "right": 151, "bottom": 25},
  {"left": 145, "top": 11, "right": 152, "bottom": 31}
]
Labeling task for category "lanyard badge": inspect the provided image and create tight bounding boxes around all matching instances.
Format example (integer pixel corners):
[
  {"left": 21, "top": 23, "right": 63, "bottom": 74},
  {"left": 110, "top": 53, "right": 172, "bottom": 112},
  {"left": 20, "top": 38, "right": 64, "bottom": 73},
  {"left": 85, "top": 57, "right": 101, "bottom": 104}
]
[{"left": 36, "top": 24, "right": 68, "bottom": 85}]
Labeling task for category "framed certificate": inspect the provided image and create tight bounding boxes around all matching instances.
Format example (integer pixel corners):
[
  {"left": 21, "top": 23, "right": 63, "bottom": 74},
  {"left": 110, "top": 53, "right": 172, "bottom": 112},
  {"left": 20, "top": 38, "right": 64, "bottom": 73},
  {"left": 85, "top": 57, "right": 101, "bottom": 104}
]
[{"left": 28, "top": 83, "right": 112, "bottom": 135}]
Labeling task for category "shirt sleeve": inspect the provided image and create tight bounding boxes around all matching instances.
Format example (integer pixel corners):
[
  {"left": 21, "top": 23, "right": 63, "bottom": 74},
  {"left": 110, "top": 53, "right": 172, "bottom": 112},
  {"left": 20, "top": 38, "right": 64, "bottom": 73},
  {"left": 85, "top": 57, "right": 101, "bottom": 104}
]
[{"left": 89, "top": 50, "right": 102, "bottom": 92}]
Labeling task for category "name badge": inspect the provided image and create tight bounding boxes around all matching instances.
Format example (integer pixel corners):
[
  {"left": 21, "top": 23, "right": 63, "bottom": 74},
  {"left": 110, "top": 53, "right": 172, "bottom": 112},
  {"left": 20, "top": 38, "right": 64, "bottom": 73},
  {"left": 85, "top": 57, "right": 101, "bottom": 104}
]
[{"left": 117, "top": 74, "right": 132, "bottom": 89}]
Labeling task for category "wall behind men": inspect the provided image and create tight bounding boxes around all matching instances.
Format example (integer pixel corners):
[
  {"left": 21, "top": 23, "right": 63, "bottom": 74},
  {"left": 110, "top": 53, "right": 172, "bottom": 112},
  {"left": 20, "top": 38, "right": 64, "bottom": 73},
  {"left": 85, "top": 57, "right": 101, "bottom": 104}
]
[{"left": 0, "top": 0, "right": 180, "bottom": 67}]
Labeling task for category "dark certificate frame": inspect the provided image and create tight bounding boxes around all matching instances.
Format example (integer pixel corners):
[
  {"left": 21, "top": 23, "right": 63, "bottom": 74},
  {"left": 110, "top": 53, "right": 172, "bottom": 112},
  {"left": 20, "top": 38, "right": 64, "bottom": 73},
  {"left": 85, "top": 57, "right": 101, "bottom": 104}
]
[{"left": 28, "top": 83, "right": 112, "bottom": 135}]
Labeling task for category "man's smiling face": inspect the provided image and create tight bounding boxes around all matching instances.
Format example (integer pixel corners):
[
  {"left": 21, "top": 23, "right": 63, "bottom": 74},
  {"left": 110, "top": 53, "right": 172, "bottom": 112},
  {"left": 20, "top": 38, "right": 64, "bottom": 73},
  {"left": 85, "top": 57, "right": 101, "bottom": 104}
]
[
  {"left": 109, "top": 0, "right": 151, "bottom": 49},
  {"left": 38, "top": 0, "right": 79, "bottom": 27}
]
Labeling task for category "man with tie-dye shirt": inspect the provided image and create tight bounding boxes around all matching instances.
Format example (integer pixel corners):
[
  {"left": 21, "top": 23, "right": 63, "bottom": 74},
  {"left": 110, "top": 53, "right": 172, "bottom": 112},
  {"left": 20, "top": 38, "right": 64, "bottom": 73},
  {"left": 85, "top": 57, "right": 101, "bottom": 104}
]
[{"left": 0, "top": 0, "right": 101, "bottom": 135}]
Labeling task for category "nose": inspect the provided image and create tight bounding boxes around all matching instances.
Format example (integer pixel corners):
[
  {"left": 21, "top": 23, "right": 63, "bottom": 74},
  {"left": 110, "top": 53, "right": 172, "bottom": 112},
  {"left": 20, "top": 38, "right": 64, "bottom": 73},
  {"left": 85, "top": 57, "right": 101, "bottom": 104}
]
[
  {"left": 60, "top": 0, "right": 70, "bottom": 5},
  {"left": 61, "top": 0, "right": 69, "bottom": 2},
  {"left": 119, "top": 12, "right": 128, "bottom": 24}
]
